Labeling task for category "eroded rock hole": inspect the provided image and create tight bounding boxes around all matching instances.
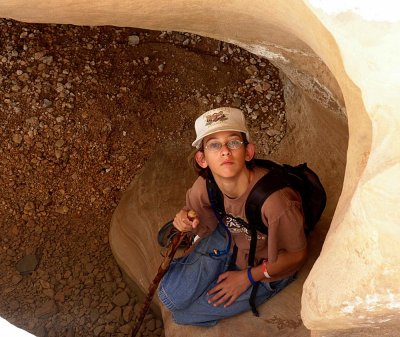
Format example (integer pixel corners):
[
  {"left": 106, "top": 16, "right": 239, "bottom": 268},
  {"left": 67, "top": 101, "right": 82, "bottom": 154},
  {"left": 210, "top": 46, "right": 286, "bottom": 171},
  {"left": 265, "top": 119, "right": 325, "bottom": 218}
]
[{"left": 1, "top": 18, "right": 293, "bottom": 337}]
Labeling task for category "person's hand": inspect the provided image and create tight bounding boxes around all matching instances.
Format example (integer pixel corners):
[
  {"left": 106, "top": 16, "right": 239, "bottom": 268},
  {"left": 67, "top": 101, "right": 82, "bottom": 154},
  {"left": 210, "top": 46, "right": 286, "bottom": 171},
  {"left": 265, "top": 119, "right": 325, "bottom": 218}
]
[
  {"left": 173, "top": 209, "right": 199, "bottom": 232},
  {"left": 207, "top": 270, "right": 250, "bottom": 307}
]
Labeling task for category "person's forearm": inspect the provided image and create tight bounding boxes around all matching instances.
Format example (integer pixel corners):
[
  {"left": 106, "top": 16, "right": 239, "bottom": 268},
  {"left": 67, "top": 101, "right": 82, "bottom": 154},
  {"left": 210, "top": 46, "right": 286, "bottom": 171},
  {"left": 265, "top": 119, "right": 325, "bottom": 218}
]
[{"left": 249, "top": 248, "right": 307, "bottom": 282}]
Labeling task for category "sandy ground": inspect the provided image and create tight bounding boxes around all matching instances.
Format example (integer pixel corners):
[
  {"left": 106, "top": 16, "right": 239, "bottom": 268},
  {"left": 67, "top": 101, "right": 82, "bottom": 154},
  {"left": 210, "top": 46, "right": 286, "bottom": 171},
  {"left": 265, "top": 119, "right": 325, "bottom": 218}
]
[{"left": 0, "top": 18, "right": 286, "bottom": 337}]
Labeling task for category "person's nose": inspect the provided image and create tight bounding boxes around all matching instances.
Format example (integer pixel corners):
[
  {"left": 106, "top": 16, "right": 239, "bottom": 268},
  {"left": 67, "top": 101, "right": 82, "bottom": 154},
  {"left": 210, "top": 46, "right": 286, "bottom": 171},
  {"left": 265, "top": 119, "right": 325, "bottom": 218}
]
[{"left": 220, "top": 143, "right": 232, "bottom": 155}]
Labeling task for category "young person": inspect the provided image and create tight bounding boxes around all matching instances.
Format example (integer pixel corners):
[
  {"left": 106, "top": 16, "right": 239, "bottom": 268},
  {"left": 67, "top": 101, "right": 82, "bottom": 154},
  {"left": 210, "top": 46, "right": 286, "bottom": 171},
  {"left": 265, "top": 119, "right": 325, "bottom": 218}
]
[{"left": 158, "top": 107, "right": 307, "bottom": 326}]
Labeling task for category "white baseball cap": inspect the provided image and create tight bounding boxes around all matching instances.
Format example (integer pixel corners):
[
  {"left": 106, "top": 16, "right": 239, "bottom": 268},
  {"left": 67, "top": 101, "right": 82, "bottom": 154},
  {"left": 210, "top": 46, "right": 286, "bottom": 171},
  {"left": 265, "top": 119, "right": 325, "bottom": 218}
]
[{"left": 192, "top": 107, "right": 250, "bottom": 148}]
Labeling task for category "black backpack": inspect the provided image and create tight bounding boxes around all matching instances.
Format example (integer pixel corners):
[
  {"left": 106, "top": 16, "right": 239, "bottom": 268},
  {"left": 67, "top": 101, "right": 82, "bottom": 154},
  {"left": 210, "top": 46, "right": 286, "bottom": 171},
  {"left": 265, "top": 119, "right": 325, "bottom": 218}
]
[
  {"left": 245, "top": 159, "right": 326, "bottom": 236},
  {"left": 206, "top": 158, "right": 327, "bottom": 316}
]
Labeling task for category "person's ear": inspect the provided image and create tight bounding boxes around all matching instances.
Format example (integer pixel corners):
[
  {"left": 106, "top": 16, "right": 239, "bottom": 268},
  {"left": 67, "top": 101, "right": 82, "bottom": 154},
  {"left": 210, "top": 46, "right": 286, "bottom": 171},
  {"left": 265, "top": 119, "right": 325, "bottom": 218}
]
[
  {"left": 245, "top": 143, "right": 255, "bottom": 162},
  {"left": 195, "top": 151, "right": 208, "bottom": 168}
]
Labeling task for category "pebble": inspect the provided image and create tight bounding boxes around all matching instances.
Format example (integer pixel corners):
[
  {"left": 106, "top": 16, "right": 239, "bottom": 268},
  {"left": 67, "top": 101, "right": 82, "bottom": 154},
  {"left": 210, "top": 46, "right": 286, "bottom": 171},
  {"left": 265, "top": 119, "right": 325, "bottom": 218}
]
[
  {"left": 119, "top": 323, "right": 132, "bottom": 334},
  {"left": 16, "top": 254, "right": 39, "bottom": 274},
  {"left": 112, "top": 291, "right": 130, "bottom": 306},
  {"left": 157, "top": 64, "right": 165, "bottom": 72},
  {"left": 122, "top": 305, "right": 133, "bottom": 322},
  {"left": 55, "top": 139, "right": 65, "bottom": 148},
  {"left": 43, "top": 99, "right": 52, "bottom": 107},
  {"left": 85, "top": 262, "right": 94, "bottom": 273},
  {"left": 102, "top": 281, "right": 117, "bottom": 295},
  {"left": 254, "top": 84, "right": 263, "bottom": 93},
  {"left": 128, "top": 35, "right": 140, "bottom": 46},
  {"left": 93, "top": 325, "right": 104, "bottom": 336},
  {"left": 55, "top": 205, "right": 69, "bottom": 214},
  {"left": 245, "top": 65, "right": 258, "bottom": 75},
  {"left": 54, "top": 291, "right": 65, "bottom": 302},
  {"left": 39, "top": 279, "right": 51, "bottom": 289},
  {"left": 231, "top": 98, "right": 242, "bottom": 108},
  {"left": 146, "top": 319, "right": 156, "bottom": 332},
  {"left": 35, "top": 300, "right": 58, "bottom": 319},
  {"left": 90, "top": 309, "right": 100, "bottom": 323},
  {"left": 105, "top": 324, "right": 116, "bottom": 333},
  {"left": 43, "top": 288, "right": 55, "bottom": 298},
  {"left": 9, "top": 300, "right": 20, "bottom": 311},
  {"left": 262, "top": 81, "right": 271, "bottom": 91},
  {"left": 11, "top": 84, "right": 21, "bottom": 92},
  {"left": 266, "top": 129, "right": 281, "bottom": 137},
  {"left": 133, "top": 303, "right": 142, "bottom": 316},
  {"left": 34, "top": 51, "right": 44, "bottom": 60},
  {"left": 24, "top": 201, "right": 35, "bottom": 213},
  {"left": 12, "top": 134, "right": 23, "bottom": 144},
  {"left": 174, "top": 33, "right": 186, "bottom": 42},
  {"left": 42, "top": 55, "right": 53, "bottom": 65},
  {"left": 106, "top": 306, "right": 121, "bottom": 322},
  {"left": 11, "top": 274, "right": 23, "bottom": 285}
]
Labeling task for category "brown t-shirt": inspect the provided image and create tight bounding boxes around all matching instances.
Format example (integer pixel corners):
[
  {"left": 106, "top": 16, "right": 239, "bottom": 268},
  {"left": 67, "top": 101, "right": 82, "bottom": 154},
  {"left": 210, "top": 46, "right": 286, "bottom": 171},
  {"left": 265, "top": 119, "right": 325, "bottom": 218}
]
[{"left": 186, "top": 166, "right": 307, "bottom": 270}]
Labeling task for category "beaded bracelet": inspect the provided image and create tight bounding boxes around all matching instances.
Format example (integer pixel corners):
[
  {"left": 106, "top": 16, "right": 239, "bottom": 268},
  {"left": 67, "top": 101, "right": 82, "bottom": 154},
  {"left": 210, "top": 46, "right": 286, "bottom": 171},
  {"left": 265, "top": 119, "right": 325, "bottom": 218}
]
[{"left": 247, "top": 266, "right": 259, "bottom": 286}]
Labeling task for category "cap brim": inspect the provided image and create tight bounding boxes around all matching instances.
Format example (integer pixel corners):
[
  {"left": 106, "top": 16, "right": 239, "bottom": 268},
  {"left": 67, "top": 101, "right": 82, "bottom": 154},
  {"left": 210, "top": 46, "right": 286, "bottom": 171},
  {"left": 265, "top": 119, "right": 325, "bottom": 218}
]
[{"left": 192, "top": 127, "right": 250, "bottom": 148}]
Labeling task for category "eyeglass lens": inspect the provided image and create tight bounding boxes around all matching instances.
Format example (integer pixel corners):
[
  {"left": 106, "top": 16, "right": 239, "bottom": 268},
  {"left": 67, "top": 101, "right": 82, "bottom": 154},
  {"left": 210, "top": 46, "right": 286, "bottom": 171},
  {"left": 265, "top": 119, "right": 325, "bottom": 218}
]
[{"left": 206, "top": 140, "right": 243, "bottom": 151}]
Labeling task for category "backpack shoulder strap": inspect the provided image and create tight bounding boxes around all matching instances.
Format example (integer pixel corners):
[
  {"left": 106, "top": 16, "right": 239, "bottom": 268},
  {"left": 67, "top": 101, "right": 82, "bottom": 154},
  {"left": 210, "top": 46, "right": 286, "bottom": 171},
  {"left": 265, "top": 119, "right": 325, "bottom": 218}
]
[
  {"left": 245, "top": 167, "right": 292, "bottom": 235},
  {"left": 206, "top": 173, "right": 225, "bottom": 221}
]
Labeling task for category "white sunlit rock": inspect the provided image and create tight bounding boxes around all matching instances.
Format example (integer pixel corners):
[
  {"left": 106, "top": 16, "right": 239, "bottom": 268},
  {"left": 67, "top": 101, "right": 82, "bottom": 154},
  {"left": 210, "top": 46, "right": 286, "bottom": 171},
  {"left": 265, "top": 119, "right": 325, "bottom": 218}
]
[{"left": 0, "top": 317, "right": 36, "bottom": 337}]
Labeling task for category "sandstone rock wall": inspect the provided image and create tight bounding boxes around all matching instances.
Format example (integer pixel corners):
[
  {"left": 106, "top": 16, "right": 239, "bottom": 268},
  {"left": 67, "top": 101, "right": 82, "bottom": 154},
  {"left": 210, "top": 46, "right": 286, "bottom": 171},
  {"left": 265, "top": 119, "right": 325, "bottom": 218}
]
[{"left": 2, "top": 0, "right": 399, "bottom": 335}]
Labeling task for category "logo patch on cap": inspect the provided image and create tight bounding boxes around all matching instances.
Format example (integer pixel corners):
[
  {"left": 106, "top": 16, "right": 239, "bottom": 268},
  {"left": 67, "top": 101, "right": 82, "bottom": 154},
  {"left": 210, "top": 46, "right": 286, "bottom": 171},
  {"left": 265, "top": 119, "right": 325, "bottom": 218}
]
[{"left": 205, "top": 110, "right": 228, "bottom": 126}]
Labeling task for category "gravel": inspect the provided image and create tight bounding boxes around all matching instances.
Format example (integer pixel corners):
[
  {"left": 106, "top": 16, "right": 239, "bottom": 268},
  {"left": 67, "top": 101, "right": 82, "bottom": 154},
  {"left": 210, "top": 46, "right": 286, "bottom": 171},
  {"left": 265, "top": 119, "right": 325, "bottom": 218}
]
[{"left": 0, "top": 18, "right": 287, "bottom": 337}]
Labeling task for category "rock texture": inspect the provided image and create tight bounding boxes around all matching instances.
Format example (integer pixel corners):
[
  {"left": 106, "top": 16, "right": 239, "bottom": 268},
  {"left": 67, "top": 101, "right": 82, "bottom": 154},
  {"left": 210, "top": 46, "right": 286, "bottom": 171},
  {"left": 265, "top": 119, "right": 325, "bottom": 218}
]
[{"left": 1, "top": 1, "right": 399, "bottom": 336}]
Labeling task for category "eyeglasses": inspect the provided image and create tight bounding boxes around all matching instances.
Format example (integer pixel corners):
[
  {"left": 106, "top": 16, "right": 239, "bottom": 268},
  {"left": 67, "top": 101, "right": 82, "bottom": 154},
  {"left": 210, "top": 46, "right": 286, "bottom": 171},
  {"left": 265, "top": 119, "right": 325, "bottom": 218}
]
[{"left": 204, "top": 139, "right": 246, "bottom": 152}]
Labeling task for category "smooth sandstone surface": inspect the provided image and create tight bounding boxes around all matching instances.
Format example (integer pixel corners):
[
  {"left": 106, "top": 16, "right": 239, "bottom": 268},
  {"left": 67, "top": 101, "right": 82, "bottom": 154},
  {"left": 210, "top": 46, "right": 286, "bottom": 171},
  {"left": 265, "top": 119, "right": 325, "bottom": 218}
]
[{"left": 2, "top": 0, "right": 399, "bottom": 335}]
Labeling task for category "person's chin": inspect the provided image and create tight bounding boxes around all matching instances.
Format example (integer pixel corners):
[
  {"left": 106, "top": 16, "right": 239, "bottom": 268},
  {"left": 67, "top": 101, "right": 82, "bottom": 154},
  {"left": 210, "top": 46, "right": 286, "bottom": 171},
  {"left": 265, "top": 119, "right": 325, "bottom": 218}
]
[{"left": 218, "top": 167, "right": 239, "bottom": 178}]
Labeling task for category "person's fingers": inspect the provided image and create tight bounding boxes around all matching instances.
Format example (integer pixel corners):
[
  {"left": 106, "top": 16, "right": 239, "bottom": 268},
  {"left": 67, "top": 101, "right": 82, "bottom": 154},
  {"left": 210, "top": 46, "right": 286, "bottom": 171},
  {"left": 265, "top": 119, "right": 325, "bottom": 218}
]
[
  {"left": 214, "top": 293, "right": 232, "bottom": 307},
  {"left": 173, "top": 210, "right": 192, "bottom": 232},
  {"left": 208, "top": 290, "right": 225, "bottom": 304},
  {"left": 191, "top": 218, "right": 199, "bottom": 229},
  {"left": 207, "top": 273, "right": 229, "bottom": 298},
  {"left": 223, "top": 294, "right": 238, "bottom": 308},
  {"left": 181, "top": 219, "right": 194, "bottom": 231},
  {"left": 172, "top": 217, "right": 183, "bottom": 231},
  {"left": 216, "top": 272, "right": 228, "bottom": 284},
  {"left": 172, "top": 209, "right": 200, "bottom": 231},
  {"left": 207, "top": 282, "right": 222, "bottom": 295}
]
